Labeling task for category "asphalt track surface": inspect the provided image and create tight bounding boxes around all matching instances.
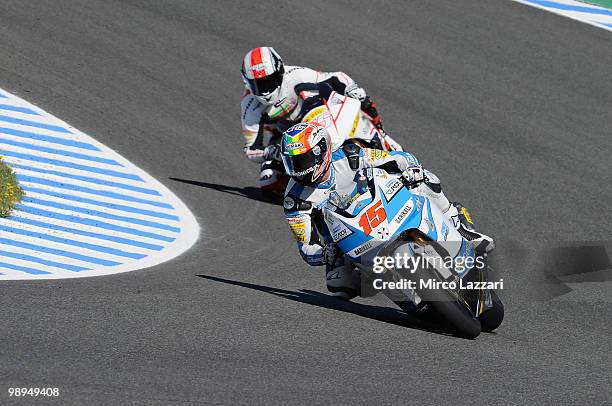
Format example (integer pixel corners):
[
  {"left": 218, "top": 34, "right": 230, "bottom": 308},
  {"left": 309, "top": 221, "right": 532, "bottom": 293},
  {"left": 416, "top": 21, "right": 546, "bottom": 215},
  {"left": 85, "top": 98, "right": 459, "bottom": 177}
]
[{"left": 1, "top": 1, "right": 611, "bottom": 404}]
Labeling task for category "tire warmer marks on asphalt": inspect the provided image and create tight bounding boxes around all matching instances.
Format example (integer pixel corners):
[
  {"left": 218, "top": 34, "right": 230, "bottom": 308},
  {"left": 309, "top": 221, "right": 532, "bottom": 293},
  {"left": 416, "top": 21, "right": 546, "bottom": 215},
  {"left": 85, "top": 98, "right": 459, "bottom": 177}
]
[
  {"left": 512, "top": 0, "right": 612, "bottom": 31},
  {"left": 0, "top": 89, "right": 199, "bottom": 280}
]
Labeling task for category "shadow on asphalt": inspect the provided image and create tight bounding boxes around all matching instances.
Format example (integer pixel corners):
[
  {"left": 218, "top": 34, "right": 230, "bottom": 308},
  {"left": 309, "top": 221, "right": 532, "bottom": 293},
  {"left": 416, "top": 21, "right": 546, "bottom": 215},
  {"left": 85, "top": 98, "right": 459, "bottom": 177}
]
[
  {"left": 489, "top": 240, "right": 612, "bottom": 301},
  {"left": 197, "top": 274, "right": 454, "bottom": 337},
  {"left": 169, "top": 178, "right": 281, "bottom": 205}
]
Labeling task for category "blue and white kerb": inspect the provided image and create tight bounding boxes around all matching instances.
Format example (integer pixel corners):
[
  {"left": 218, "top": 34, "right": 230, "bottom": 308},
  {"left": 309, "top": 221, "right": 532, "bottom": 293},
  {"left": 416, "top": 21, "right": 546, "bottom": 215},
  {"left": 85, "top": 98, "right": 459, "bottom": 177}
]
[{"left": 0, "top": 89, "right": 199, "bottom": 280}]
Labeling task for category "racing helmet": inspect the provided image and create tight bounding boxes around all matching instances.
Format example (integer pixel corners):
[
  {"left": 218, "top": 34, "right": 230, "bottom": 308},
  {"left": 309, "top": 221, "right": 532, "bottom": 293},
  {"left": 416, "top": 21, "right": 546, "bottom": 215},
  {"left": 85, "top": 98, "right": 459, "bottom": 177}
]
[
  {"left": 241, "top": 47, "right": 284, "bottom": 105},
  {"left": 281, "top": 123, "right": 332, "bottom": 185}
]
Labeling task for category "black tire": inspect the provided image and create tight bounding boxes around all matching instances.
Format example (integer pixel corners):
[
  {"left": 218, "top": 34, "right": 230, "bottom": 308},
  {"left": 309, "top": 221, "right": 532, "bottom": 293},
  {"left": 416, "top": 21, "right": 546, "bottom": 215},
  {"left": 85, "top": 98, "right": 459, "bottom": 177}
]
[
  {"left": 420, "top": 291, "right": 482, "bottom": 339},
  {"left": 479, "top": 290, "right": 504, "bottom": 332},
  {"left": 382, "top": 234, "right": 482, "bottom": 338},
  {"left": 409, "top": 265, "right": 482, "bottom": 339}
]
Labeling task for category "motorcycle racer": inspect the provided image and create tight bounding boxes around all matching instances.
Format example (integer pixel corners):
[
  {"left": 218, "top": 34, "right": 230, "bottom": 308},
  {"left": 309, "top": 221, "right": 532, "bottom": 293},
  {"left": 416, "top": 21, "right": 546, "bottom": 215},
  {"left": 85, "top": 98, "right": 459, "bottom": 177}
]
[
  {"left": 280, "top": 122, "right": 495, "bottom": 300},
  {"left": 240, "top": 46, "right": 401, "bottom": 191}
]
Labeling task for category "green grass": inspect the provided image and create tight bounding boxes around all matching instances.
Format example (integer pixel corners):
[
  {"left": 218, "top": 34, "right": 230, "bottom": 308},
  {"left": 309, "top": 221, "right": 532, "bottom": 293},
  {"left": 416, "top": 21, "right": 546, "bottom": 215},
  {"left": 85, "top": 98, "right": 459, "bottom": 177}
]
[
  {"left": 580, "top": 0, "right": 612, "bottom": 9},
  {"left": 0, "top": 156, "right": 24, "bottom": 217}
]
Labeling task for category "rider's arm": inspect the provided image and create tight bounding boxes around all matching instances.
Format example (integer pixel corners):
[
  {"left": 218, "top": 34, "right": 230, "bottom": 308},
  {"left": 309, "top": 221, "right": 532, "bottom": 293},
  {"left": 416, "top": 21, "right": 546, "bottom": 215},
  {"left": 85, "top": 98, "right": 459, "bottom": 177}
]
[
  {"left": 317, "top": 71, "right": 383, "bottom": 127},
  {"left": 241, "top": 92, "right": 273, "bottom": 163},
  {"left": 283, "top": 193, "right": 325, "bottom": 266},
  {"left": 361, "top": 148, "right": 420, "bottom": 173},
  {"left": 294, "top": 67, "right": 380, "bottom": 122},
  {"left": 289, "top": 67, "right": 356, "bottom": 99},
  {"left": 316, "top": 70, "right": 357, "bottom": 95}
]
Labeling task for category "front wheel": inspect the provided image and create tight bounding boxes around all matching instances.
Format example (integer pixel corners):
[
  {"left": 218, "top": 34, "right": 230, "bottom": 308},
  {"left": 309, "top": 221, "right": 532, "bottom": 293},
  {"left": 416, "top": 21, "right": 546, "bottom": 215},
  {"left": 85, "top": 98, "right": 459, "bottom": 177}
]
[
  {"left": 479, "top": 290, "right": 504, "bottom": 332},
  {"left": 394, "top": 258, "right": 482, "bottom": 339},
  {"left": 417, "top": 288, "right": 482, "bottom": 339},
  {"left": 379, "top": 232, "right": 483, "bottom": 338}
]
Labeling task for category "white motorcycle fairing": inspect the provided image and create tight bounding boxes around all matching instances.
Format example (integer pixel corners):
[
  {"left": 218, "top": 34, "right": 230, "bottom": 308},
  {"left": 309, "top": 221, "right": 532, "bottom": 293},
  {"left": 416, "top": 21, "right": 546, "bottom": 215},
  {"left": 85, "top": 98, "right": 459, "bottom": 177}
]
[
  {"left": 299, "top": 91, "right": 402, "bottom": 152},
  {"left": 322, "top": 168, "right": 475, "bottom": 278}
]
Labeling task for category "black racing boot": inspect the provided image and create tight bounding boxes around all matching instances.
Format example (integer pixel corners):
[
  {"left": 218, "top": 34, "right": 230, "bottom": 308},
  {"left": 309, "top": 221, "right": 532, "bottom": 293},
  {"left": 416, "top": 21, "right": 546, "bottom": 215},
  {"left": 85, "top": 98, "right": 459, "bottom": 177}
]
[{"left": 326, "top": 262, "right": 361, "bottom": 301}]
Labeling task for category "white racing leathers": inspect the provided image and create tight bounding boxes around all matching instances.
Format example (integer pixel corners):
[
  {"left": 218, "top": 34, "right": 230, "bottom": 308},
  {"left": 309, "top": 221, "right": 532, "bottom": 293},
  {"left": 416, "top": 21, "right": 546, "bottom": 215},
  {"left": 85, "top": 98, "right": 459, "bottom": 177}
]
[
  {"left": 283, "top": 145, "right": 454, "bottom": 296},
  {"left": 240, "top": 65, "right": 400, "bottom": 188}
]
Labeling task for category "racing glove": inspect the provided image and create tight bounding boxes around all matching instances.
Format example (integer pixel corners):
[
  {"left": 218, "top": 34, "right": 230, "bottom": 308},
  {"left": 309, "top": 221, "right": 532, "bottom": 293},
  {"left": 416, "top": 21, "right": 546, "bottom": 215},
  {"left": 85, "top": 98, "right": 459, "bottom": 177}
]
[
  {"left": 402, "top": 164, "right": 425, "bottom": 186},
  {"left": 263, "top": 144, "right": 281, "bottom": 161},
  {"left": 345, "top": 84, "right": 367, "bottom": 101},
  {"left": 345, "top": 84, "right": 384, "bottom": 131}
]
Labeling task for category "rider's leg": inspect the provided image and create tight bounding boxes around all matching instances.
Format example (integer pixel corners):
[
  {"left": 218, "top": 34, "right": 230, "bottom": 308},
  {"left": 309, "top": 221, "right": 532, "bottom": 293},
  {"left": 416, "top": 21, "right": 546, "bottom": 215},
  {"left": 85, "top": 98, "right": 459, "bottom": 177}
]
[
  {"left": 367, "top": 130, "right": 403, "bottom": 152},
  {"left": 379, "top": 132, "right": 403, "bottom": 151},
  {"left": 412, "top": 170, "right": 495, "bottom": 253},
  {"left": 357, "top": 94, "right": 403, "bottom": 152},
  {"left": 326, "top": 254, "right": 361, "bottom": 300}
]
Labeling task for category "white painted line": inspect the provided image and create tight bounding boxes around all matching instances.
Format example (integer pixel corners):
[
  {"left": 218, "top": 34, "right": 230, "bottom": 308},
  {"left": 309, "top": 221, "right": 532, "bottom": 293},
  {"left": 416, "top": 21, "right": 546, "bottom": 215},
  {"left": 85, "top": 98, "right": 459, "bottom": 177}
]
[
  {"left": 0, "top": 88, "right": 200, "bottom": 280},
  {"left": 2, "top": 156, "right": 160, "bottom": 193},
  {"left": 9, "top": 210, "right": 170, "bottom": 247},
  {"left": 17, "top": 200, "right": 179, "bottom": 237},
  {"left": 0, "top": 216, "right": 156, "bottom": 256}
]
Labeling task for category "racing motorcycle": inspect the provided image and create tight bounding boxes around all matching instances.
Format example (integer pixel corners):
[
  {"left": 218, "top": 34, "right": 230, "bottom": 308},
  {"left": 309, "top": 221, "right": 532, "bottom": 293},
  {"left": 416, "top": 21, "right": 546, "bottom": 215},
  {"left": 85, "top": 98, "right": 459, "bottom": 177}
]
[
  {"left": 322, "top": 168, "right": 504, "bottom": 338},
  {"left": 258, "top": 84, "right": 402, "bottom": 196}
]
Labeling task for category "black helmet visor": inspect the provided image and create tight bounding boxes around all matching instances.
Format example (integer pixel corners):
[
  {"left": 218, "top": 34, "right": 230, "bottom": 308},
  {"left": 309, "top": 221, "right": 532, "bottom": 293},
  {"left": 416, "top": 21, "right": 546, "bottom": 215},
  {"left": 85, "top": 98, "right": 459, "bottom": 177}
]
[
  {"left": 247, "top": 70, "right": 283, "bottom": 96},
  {"left": 282, "top": 140, "right": 328, "bottom": 184}
]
